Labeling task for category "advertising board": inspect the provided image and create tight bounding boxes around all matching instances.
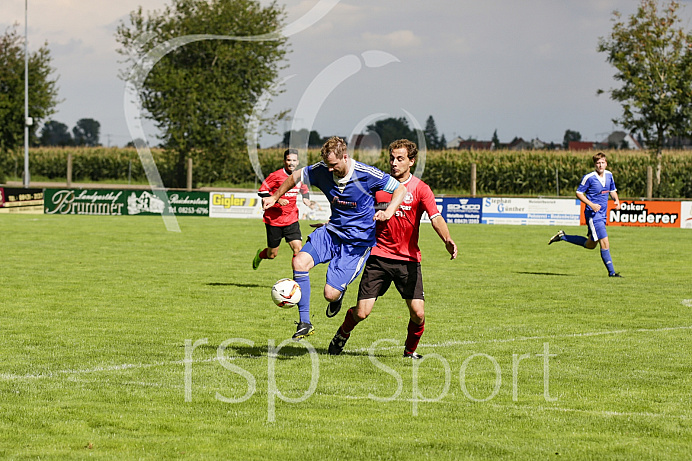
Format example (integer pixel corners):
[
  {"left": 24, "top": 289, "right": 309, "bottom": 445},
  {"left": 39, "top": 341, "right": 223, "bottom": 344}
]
[
  {"left": 579, "top": 200, "right": 682, "bottom": 228},
  {"left": 43, "top": 189, "right": 209, "bottom": 216},
  {"left": 482, "top": 197, "right": 580, "bottom": 226},
  {"left": 0, "top": 187, "right": 44, "bottom": 214},
  {"left": 209, "top": 192, "right": 264, "bottom": 219},
  {"left": 681, "top": 202, "right": 692, "bottom": 229},
  {"left": 440, "top": 197, "right": 482, "bottom": 224}
]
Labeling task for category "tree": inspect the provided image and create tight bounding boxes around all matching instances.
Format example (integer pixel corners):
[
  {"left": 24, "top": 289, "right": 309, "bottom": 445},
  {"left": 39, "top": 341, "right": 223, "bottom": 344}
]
[
  {"left": 491, "top": 129, "right": 500, "bottom": 149},
  {"left": 72, "top": 118, "right": 100, "bottom": 146},
  {"left": 366, "top": 117, "right": 416, "bottom": 148},
  {"left": 116, "top": 0, "right": 288, "bottom": 187},
  {"left": 283, "top": 129, "right": 323, "bottom": 148},
  {"left": 439, "top": 133, "right": 447, "bottom": 150},
  {"left": 0, "top": 25, "right": 60, "bottom": 152},
  {"left": 39, "top": 120, "right": 72, "bottom": 146},
  {"left": 563, "top": 129, "right": 582, "bottom": 149},
  {"left": 424, "top": 115, "right": 440, "bottom": 149},
  {"left": 597, "top": 0, "right": 692, "bottom": 187}
]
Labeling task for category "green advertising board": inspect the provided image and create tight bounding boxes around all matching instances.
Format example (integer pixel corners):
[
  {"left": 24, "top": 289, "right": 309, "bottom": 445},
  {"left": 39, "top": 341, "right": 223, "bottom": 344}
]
[{"left": 43, "top": 189, "right": 209, "bottom": 216}]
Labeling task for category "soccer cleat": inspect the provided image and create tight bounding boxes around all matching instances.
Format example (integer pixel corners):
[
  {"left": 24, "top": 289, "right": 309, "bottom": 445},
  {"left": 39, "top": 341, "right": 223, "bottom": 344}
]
[
  {"left": 328, "top": 331, "right": 349, "bottom": 355},
  {"left": 292, "top": 321, "right": 314, "bottom": 341},
  {"left": 548, "top": 230, "right": 565, "bottom": 245},
  {"left": 252, "top": 249, "right": 262, "bottom": 270},
  {"left": 609, "top": 272, "right": 623, "bottom": 278},
  {"left": 326, "top": 290, "right": 345, "bottom": 318},
  {"left": 403, "top": 350, "right": 423, "bottom": 359}
]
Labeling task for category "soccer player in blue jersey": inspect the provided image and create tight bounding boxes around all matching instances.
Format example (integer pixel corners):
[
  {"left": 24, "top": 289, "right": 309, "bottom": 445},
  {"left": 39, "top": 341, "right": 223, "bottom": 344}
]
[
  {"left": 262, "top": 136, "right": 407, "bottom": 340},
  {"left": 549, "top": 152, "right": 622, "bottom": 277}
]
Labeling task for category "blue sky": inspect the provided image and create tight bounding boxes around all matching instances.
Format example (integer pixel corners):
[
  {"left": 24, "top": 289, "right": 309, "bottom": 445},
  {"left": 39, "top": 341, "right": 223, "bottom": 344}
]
[{"left": 2, "top": 0, "right": 691, "bottom": 147}]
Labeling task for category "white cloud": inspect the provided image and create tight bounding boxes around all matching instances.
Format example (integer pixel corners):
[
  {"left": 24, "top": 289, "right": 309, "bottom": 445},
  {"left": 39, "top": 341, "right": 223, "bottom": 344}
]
[{"left": 361, "top": 30, "right": 422, "bottom": 49}]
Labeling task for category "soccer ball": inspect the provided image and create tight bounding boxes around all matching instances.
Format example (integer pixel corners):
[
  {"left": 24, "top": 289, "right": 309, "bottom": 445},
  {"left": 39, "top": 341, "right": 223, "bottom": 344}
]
[{"left": 271, "top": 278, "right": 301, "bottom": 308}]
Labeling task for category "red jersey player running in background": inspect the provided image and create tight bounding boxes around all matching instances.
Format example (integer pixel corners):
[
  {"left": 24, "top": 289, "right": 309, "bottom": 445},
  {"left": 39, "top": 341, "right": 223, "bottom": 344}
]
[
  {"left": 253, "top": 149, "right": 311, "bottom": 269},
  {"left": 327, "top": 139, "right": 458, "bottom": 359}
]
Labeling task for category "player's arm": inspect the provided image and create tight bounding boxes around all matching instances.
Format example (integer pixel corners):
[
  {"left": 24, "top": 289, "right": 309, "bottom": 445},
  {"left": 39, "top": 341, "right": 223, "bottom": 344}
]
[
  {"left": 431, "top": 216, "right": 458, "bottom": 260},
  {"left": 374, "top": 183, "right": 407, "bottom": 221},
  {"left": 300, "top": 183, "right": 311, "bottom": 206},
  {"left": 576, "top": 191, "right": 600, "bottom": 213},
  {"left": 610, "top": 190, "right": 621, "bottom": 210},
  {"left": 263, "top": 170, "right": 301, "bottom": 210}
]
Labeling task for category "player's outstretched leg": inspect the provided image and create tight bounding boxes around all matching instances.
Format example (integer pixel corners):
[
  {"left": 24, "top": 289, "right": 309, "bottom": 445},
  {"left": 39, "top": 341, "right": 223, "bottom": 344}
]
[
  {"left": 548, "top": 230, "right": 565, "bottom": 245},
  {"left": 252, "top": 248, "right": 265, "bottom": 270},
  {"left": 549, "top": 230, "right": 591, "bottom": 247}
]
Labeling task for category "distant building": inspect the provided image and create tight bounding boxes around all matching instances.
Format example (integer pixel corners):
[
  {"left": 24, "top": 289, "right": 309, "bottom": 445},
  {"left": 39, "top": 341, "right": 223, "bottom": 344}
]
[
  {"left": 446, "top": 136, "right": 464, "bottom": 149},
  {"left": 506, "top": 137, "right": 532, "bottom": 150},
  {"left": 603, "top": 131, "right": 642, "bottom": 150},
  {"left": 568, "top": 141, "right": 596, "bottom": 151}
]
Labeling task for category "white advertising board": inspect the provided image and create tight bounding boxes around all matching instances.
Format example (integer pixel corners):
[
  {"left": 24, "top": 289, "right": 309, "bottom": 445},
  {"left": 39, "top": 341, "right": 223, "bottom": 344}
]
[
  {"left": 209, "top": 192, "right": 264, "bottom": 219},
  {"left": 481, "top": 197, "right": 580, "bottom": 226}
]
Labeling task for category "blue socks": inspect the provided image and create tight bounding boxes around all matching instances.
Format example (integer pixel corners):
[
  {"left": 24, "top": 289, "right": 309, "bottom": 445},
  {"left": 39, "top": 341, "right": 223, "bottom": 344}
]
[
  {"left": 293, "top": 270, "right": 311, "bottom": 323},
  {"left": 563, "top": 234, "right": 588, "bottom": 247},
  {"left": 600, "top": 249, "right": 616, "bottom": 275}
]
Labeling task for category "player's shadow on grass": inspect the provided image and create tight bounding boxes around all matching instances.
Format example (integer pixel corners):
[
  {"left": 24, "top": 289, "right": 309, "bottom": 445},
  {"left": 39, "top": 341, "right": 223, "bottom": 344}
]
[
  {"left": 191, "top": 343, "right": 329, "bottom": 358},
  {"left": 516, "top": 271, "right": 573, "bottom": 276},
  {"left": 190, "top": 343, "right": 386, "bottom": 358},
  {"left": 206, "top": 282, "right": 266, "bottom": 288}
]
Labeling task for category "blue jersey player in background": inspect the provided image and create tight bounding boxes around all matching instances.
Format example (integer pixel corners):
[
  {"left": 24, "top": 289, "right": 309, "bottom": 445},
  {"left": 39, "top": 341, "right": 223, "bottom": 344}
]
[
  {"left": 262, "top": 137, "right": 407, "bottom": 340},
  {"left": 549, "top": 152, "right": 622, "bottom": 277}
]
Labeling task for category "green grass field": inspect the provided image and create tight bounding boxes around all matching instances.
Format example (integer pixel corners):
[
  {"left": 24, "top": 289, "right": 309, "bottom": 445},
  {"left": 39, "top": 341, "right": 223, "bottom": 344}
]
[{"left": 1, "top": 214, "right": 691, "bottom": 460}]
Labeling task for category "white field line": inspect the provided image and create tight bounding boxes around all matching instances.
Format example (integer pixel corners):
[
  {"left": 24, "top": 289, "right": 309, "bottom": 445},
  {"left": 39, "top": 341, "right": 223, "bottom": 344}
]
[
  {"left": 352, "top": 324, "right": 692, "bottom": 353},
  {"left": 2, "top": 325, "right": 691, "bottom": 382}
]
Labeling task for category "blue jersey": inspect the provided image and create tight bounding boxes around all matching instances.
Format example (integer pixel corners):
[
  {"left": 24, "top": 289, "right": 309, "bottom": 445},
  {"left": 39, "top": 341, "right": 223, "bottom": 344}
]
[
  {"left": 301, "top": 159, "right": 399, "bottom": 246},
  {"left": 576, "top": 170, "right": 616, "bottom": 219}
]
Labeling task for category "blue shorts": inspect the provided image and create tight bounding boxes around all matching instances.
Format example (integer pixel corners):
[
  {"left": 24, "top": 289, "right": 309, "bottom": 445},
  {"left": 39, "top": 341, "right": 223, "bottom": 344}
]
[
  {"left": 585, "top": 214, "right": 608, "bottom": 241},
  {"left": 301, "top": 225, "right": 371, "bottom": 292}
]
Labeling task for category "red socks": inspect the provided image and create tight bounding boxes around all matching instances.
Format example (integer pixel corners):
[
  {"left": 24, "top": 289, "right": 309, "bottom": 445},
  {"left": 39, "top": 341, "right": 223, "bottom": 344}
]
[
  {"left": 259, "top": 248, "right": 268, "bottom": 259},
  {"left": 339, "top": 308, "right": 360, "bottom": 337},
  {"left": 339, "top": 310, "right": 425, "bottom": 352},
  {"left": 404, "top": 320, "right": 425, "bottom": 353}
]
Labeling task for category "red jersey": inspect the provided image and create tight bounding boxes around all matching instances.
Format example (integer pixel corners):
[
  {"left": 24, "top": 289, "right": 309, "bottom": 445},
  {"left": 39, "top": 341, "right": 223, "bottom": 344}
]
[
  {"left": 371, "top": 175, "right": 441, "bottom": 262},
  {"left": 259, "top": 168, "right": 309, "bottom": 226}
]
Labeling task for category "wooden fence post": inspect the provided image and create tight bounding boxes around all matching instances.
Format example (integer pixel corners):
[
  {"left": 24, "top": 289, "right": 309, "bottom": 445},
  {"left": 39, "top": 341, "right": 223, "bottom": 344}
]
[
  {"left": 470, "top": 163, "right": 477, "bottom": 197},
  {"left": 646, "top": 165, "right": 653, "bottom": 200},
  {"left": 187, "top": 158, "right": 193, "bottom": 192},
  {"left": 66, "top": 152, "right": 72, "bottom": 187}
]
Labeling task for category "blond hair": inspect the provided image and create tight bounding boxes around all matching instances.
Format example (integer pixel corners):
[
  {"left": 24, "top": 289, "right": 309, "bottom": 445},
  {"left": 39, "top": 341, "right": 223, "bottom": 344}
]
[{"left": 320, "top": 136, "right": 347, "bottom": 161}]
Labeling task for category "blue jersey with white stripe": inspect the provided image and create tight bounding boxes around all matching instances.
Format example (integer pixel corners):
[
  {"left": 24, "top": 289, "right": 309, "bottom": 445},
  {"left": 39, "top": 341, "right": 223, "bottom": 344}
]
[
  {"left": 301, "top": 159, "right": 399, "bottom": 246},
  {"left": 577, "top": 170, "right": 616, "bottom": 218}
]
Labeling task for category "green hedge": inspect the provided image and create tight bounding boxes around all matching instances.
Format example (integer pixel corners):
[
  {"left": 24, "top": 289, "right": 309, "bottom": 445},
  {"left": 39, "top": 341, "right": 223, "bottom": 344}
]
[{"left": 1, "top": 147, "right": 691, "bottom": 198}]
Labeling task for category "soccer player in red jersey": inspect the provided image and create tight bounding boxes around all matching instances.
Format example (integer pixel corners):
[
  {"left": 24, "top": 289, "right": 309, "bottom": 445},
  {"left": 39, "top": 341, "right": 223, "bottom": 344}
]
[
  {"left": 327, "top": 139, "right": 458, "bottom": 358},
  {"left": 253, "top": 149, "right": 311, "bottom": 269}
]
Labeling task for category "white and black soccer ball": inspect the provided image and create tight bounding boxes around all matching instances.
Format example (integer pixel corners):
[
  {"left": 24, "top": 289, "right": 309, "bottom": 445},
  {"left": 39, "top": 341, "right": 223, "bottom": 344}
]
[{"left": 271, "top": 278, "right": 301, "bottom": 308}]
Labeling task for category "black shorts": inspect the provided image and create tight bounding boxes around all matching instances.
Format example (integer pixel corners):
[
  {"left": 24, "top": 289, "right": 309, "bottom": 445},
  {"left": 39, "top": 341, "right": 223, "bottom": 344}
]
[
  {"left": 357, "top": 255, "right": 424, "bottom": 301},
  {"left": 266, "top": 222, "right": 302, "bottom": 248}
]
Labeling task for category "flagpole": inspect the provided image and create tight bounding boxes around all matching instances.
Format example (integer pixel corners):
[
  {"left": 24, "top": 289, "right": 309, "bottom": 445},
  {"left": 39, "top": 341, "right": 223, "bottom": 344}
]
[{"left": 23, "top": 0, "right": 31, "bottom": 187}]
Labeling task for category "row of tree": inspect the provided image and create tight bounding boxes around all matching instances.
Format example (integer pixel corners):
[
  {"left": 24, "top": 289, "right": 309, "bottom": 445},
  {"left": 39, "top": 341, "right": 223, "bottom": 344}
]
[
  {"left": 39, "top": 118, "right": 101, "bottom": 147},
  {"left": 1, "top": 0, "right": 691, "bottom": 189},
  {"left": 281, "top": 115, "right": 447, "bottom": 151}
]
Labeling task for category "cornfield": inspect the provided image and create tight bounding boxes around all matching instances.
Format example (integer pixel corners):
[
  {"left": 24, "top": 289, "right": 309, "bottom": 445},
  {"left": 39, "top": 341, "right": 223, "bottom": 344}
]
[{"left": 1, "top": 147, "right": 691, "bottom": 198}]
